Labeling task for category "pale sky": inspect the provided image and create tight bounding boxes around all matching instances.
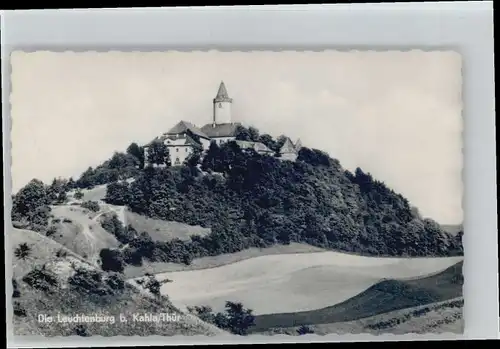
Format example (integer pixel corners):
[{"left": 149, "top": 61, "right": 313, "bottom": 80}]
[{"left": 10, "top": 51, "right": 463, "bottom": 224}]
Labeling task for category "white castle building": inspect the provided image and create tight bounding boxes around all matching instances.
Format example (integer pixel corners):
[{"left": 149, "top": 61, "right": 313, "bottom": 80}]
[{"left": 145, "top": 81, "right": 302, "bottom": 166}]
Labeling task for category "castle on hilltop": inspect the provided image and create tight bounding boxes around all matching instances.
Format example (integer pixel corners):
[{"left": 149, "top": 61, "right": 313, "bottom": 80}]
[{"left": 144, "top": 81, "right": 302, "bottom": 166}]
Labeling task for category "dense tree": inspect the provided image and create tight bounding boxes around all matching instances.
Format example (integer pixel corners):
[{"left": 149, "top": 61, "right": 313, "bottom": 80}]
[
  {"left": 47, "top": 178, "right": 69, "bottom": 203},
  {"left": 68, "top": 266, "right": 115, "bottom": 296},
  {"left": 146, "top": 140, "right": 171, "bottom": 167},
  {"left": 201, "top": 141, "right": 222, "bottom": 172},
  {"left": 126, "top": 142, "right": 145, "bottom": 169},
  {"left": 108, "top": 152, "right": 137, "bottom": 171},
  {"left": 99, "top": 248, "right": 125, "bottom": 273},
  {"left": 100, "top": 213, "right": 135, "bottom": 244},
  {"left": 190, "top": 301, "right": 255, "bottom": 335},
  {"left": 235, "top": 125, "right": 252, "bottom": 141},
  {"left": 23, "top": 265, "right": 59, "bottom": 293},
  {"left": 248, "top": 127, "right": 260, "bottom": 142},
  {"left": 105, "top": 181, "right": 131, "bottom": 206},
  {"left": 11, "top": 179, "right": 51, "bottom": 230}
]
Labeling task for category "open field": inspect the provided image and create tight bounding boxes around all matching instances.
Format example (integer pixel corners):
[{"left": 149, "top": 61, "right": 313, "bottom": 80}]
[
  {"left": 249, "top": 261, "right": 463, "bottom": 332},
  {"left": 9, "top": 228, "right": 224, "bottom": 337},
  {"left": 153, "top": 251, "right": 463, "bottom": 316},
  {"left": 124, "top": 243, "right": 326, "bottom": 278},
  {"left": 66, "top": 184, "right": 107, "bottom": 203}
]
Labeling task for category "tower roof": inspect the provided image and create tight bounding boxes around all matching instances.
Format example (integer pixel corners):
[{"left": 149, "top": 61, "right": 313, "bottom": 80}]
[
  {"left": 280, "top": 137, "right": 298, "bottom": 154},
  {"left": 214, "top": 81, "right": 233, "bottom": 103}
]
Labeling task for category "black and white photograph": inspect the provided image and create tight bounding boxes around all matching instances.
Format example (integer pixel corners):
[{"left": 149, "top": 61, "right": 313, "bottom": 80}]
[{"left": 8, "top": 50, "right": 465, "bottom": 338}]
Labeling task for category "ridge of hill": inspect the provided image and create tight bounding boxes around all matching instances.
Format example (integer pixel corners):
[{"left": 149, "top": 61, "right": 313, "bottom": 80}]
[
  {"left": 249, "top": 261, "right": 463, "bottom": 333},
  {"left": 10, "top": 228, "right": 225, "bottom": 337}
]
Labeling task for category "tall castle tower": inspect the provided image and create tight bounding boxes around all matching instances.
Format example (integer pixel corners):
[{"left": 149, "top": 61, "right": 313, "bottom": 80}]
[{"left": 212, "top": 81, "right": 233, "bottom": 125}]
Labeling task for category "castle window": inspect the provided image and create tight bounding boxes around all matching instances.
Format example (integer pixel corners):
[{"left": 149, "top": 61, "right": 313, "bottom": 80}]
[
  {"left": 176, "top": 148, "right": 179, "bottom": 152},
  {"left": 218, "top": 103, "right": 222, "bottom": 108},
  {"left": 175, "top": 157, "right": 180, "bottom": 165}
]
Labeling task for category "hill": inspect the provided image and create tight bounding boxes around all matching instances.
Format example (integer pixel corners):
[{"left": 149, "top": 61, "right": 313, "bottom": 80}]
[
  {"left": 9, "top": 126, "right": 465, "bottom": 337},
  {"left": 10, "top": 228, "right": 225, "bottom": 337},
  {"left": 11, "top": 127, "right": 463, "bottom": 274},
  {"left": 441, "top": 224, "right": 463, "bottom": 236},
  {"left": 249, "top": 261, "right": 463, "bottom": 333}
]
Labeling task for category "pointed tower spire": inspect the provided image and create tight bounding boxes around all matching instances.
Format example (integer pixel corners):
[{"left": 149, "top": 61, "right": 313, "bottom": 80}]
[
  {"left": 213, "top": 81, "right": 233, "bottom": 125},
  {"left": 214, "top": 81, "right": 233, "bottom": 103}
]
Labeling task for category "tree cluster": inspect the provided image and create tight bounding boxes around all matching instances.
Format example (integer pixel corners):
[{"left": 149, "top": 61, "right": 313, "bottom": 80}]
[
  {"left": 100, "top": 129, "right": 462, "bottom": 270},
  {"left": 188, "top": 301, "right": 256, "bottom": 336}
]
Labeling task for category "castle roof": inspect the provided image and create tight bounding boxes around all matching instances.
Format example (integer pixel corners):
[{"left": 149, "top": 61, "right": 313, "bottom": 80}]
[
  {"left": 201, "top": 122, "right": 241, "bottom": 138},
  {"left": 294, "top": 138, "right": 303, "bottom": 151},
  {"left": 166, "top": 120, "right": 210, "bottom": 139},
  {"left": 213, "top": 81, "right": 233, "bottom": 103},
  {"left": 280, "top": 137, "right": 298, "bottom": 154},
  {"left": 161, "top": 133, "right": 200, "bottom": 147},
  {"left": 235, "top": 140, "right": 273, "bottom": 153}
]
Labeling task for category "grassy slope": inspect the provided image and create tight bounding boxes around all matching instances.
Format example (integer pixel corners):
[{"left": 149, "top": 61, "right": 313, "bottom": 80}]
[
  {"left": 49, "top": 205, "right": 120, "bottom": 265},
  {"left": 10, "top": 228, "right": 224, "bottom": 337},
  {"left": 124, "top": 210, "right": 211, "bottom": 242},
  {"left": 249, "top": 261, "right": 463, "bottom": 333},
  {"left": 261, "top": 297, "right": 464, "bottom": 336}
]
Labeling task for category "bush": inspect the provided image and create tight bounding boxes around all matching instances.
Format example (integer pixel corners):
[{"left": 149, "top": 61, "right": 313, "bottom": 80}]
[
  {"left": 13, "top": 301, "right": 27, "bottom": 317},
  {"left": 190, "top": 301, "right": 256, "bottom": 336},
  {"left": 46, "top": 225, "right": 58, "bottom": 237},
  {"left": 63, "top": 218, "right": 73, "bottom": 223},
  {"left": 136, "top": 274, "right": 172, "bottom": 298},
  {"left": 297, "top": 325, "right": 314, "bottom": 335},
  {"left": 100, "top": 214, "right": 135, "bottom": 244},
  {"left": 68, "top": 267, "right": 116, "bottom": 297},
  {"left": 12, "top": 279, "right": 21, "bottom": 298},
  {"left": 105, "top": 273, "right": 125, "bottom": 291},
  {"left": 74, "top": 190, "right": 84, "bottom": 200},
  {"left": 56, "top": 248, "right": 68, "bottom": 258},
  {"left": 74, "top": 324, "right": 90, "bottom": 337},
  {"left": 99, "top": 248, "right": 125, "bottom": 273},
  {"left": 188, "top": 305, "right": 215, "bottom": 323},
  {"left": 11, "top": 179, "right": 51, "bottom": 230},
  {"left": 81, "top": 201, "right": 101, "bottom": 212},
  {"left": 22, "top": 265, "right": 59, "bottom": 292},
  {"left": 14, "top": 243, "right": 32, "bottom": 260}
]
